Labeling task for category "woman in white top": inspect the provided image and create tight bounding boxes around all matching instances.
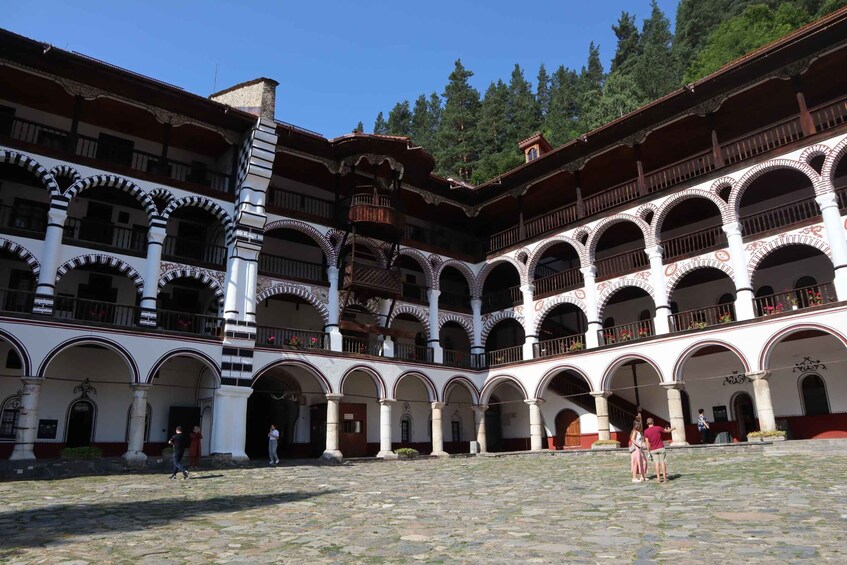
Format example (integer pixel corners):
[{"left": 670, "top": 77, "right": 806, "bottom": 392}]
[
  {"left": 268, "top": 424, "right": 280, "bottom": 465},
  {"left": 629, "top": 420, "right": 648, "bottom": 483}
]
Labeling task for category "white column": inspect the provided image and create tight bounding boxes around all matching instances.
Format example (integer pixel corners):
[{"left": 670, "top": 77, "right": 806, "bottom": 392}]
[
  {"left": 242, "top": 249, "right": 259, "bottom": 323},
  {"left": 209, "top": 385, "right": 253, "bottom": 461},
  {"left": 33, "top": 207, "right": 68, "bottom": 314},
  {"left": 427, "top": 289, "right": 444, "bottom": 363},
  {"left": 722, "top": 222, "right": 756, "bottom": 320},
  {"left": 322, "top": 393, "right": 343, "bottom": 460},
  {"left": 123, "top": 384, "right": 150, "bottom": 462},
  {"left": 661, "top": 382, "right": 689, "bottom": 446},
  {"left": 816, "top": 192, "right": 847, "bottom": 299},
  {"left": 472, "top": 404, "right": 488, "bottom": 453},
  {"left": 10, "top": 377, "right": 44, "bottom": 460},
  {"left": 590, "top": 391, "right": 612, "bottom": 442},
  {"left": 581, "top": 266, "right": 602, "bottom": 348},
  {"left": 223, "top": 254, "right": 242, "bottom": 318},
  {"left": 526, "top": 398, "right": 544, "bottom": 451},
  {"left": 521, "top": 284, "right": 538, "bottom": 359},
  {"left": 645, "top": 245, "right": 670, "bottom": 334},
  {"left": 750, "top": 371, "right": 776, "bottom": 432},
  {"left": 140, "top": 225, "right": 166, "bottom": 326},
  {"left": 431, "top": 401, "right": 448, "bottom": 457},
  {"left": 471, "top": 298, "right": 484, "bottom": 365},
  {"left": 325, "top": 266, "right": 342, "bottom": 351},
  {"left": 381, "top": 336, "right": 394, "bottom": 358},
  {"left": 377, "top": 398, "right": 396, "bottom": 458}
]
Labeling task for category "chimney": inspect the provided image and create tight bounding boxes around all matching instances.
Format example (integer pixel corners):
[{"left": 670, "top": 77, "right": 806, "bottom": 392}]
[
  {"left": 210, "top": 77, "right": 278, "bottom": 120},
  {"left": 518, "top": 132, "right": 553, "bottom": 163}
]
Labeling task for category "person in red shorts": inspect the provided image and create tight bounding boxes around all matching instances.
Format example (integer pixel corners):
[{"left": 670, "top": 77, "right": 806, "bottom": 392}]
[{"left": 644, "top": 417, "right": 674, "bottom": 483}]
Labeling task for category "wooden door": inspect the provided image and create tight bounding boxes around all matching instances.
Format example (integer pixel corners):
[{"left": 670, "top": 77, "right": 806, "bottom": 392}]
[
  {"left": 555, "top": 409, "right": 581, "bottom": 448},
  {"left": 339, "top": 402, "right": 367, "bottom": 457}
]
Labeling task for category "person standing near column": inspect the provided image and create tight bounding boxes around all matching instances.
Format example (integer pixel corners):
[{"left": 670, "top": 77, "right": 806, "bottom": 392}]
[
  {"left": 168, "top": 426, "right": 189, "bottom": 480},
  {"left": 644, "top": 417, "right": 674, "bottom": 483},
  {"left": 189, "top": 425, "right": 202, "bottom": 469},
  {"left": 697, "top": 409, "right": 711, "bottom": 445},
  {"left": 268, "top": 424, "right": 280, "bottom": 465}
]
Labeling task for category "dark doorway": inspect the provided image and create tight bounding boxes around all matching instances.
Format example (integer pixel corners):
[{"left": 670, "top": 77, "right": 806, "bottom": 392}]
[
  {"left": 555, "top": 409, "right": 581, "bottom": 448},
  {"left": 66, "top": 399, "right": 95, "bottom": 447},
  {"left": 733, "top": 393, "right": 755, "bottom": 441},
  {"left": 246, "top": 374, "right": 300, "bottom": 459},
  {"left": 485, "top": 398, "right": 503, "bottom": 452}
]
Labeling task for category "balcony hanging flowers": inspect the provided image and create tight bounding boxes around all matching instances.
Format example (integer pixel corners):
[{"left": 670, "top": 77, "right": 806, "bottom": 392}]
[
  {"left": 619, "top": 329, "right": 633, "bottom": 341},
  {"left": 568, "top": 340, "right": 585, "bottom": 352},
  {"left": 762, "top": 303, "right": 784, "bottom": 316},
  {"left": 266, "top": 335, "right": 276, "bottom": 345},
  {"left": 177, "top": 318, "right": 191, "bottom": 331},
  {"left": 719, "top": 310, "right": 733, "bottom": 324},
  {"left": 309, "top": 336, "right": 319, "bottom": 348},
  {"left": 786, "top": 290, "right": 798, "bottom": 308},
  {"left": 288, "top": 335, "right": 303, "bottom": 348},
  {"left": 603, "top": 332, "right": 616, "bottom": 344},
  {"left": 807, "top": 289, "right": 823, "bottom": 306},
  {"left": 637, "top": 327, "right": 649, "bottom": 338}
]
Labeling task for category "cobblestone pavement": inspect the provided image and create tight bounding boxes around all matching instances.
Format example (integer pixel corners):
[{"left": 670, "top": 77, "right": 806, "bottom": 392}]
[{"left": 2, "top": 448, "right": 846, "bottom": 564}]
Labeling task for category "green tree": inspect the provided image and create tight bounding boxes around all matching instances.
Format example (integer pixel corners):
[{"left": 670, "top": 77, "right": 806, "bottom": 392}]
[
  {"left": 575, "top": 42, "right": 605, "bottom": 133},
  {"left": 630, "top": 0, "right": 681, "bottom": 101},
  {"left": 387, "top": 100, "right": 412, "bottom": 137},
  {"left": 611, "top": 11, "right": 640, "bottom": 73},
  {"left": 584, "top": 71, "right": 645, "bottom": 130},
  {"left": 506, "top": 64, "right": 541, "bottom": 144},
  {"left": 353, "top": 121, "right": 364, "bottom": 133},
  {"left": 545, "top": 65, "right": 580, "bottom": 145},
  {"left": 472, "top": 80, "right": 520, "bottom": 183},
  {"left": 536, "top": 64, "right": 551, "bottom": 117},
  {"left": 434, "top": 60, "right": 480, "bottom": 181},
  {"left": 373, "top": 111, "right": 388, "bottom": 135}
]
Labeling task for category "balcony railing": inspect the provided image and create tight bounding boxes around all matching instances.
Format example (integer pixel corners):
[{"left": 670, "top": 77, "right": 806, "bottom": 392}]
[
  {"left": 533, "top": 334, "right": 586, "bottom": 358},
  {"left": 0, "top": 203, "right": 47, "bottom": 237},
  {"left": 256, "top": 326, "right": 327, "bottom": 350},
  {"left": 670, "top": 304, "right": 735, "bottom": 333},
  {"left": 64, "top": 217, "right": 146, "bottom": 254},
  {"left": 0, "top": 288, "right": 35, "bottom": 314},
  {"left": 740, "top": 196, "right": 820, "bottom": 239},
  {"left": 480, "top": 285, "right": 522, "bottom": 313},
  {"left": 156, "top": 309, "right": 223, "bottom": 337},
  {"left": 404, "top": 223, "right": 482, "bottom": 257},
  {"left": 599, "top": 320, "right": 654, "bottom": 345},
  {"left": 442, "top": 348, "right": 480, "bottom": 369},
  {"left": 721, "top": 116, "right": 804, "bottom": 166},
  {"left": 267, "top": 188, "right": 334, "bottom": 220},
  {"left": 812, "top": 95, "right": 847, "bottom": 133},
  {"left": 754, "top": 283, "right": 836, "bottom": 317},
  {"left": 401, "top": 282, "right": 428, "bottom": 303},
  {"left": 439, "top": 290, "right": 472, "bottom": 313},
  {"left": 525, "top": 203, "right": 579, "bottom": 239},
  {"left": 646, "top": 150, "right": 715, "bottom": 193},
  {"left": 258, "top": 253, "right": 326, "bottom": 283},
  {"left": 52, "top": 296, "right": 140, "bottom": 328},
  {"left": 342, "top": 335, "right": 383, "bottom": 356},
  {"left": 662, "top": 225, "right": 726, "bottom": 262},
  {"left": 487, "top": 345, "right": 523, "bottom": 366},
  {"left": 394, "top": 343, "right": 434, "bottom": 363},
  {"left": 163, "top": 236, "right": 228, "bottom": 268},
  {"left": 534, "top": 267, "right": 582, "bottom": 298},
  {"left": 595, "top": 248, "right": 649, "bottom": 280}
]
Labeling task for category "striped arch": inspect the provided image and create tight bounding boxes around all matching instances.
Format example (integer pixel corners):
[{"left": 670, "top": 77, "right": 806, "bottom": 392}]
[
  {"left": 799, "top": 144, "right": 830, "bottom": 167},
  {"left": 475, "top": 256, "right": 526, "bottom": 297},
  {"left": 438, "top": 312, "right": 474, "bottom": 342},
  {"left": 597, "top": 278, "right": 655, "bottom": 313},
  {"left": 146, "top": 349, "right": 222, "bottom": 386},
  {"left": 38, "top": 336, "right": 140, "bottom": 383},
  {"left": 654, "top": 190, "right": 730, "bottom": 241},
  {"left": 442, "top": 376, "right": 480, "bottom": 405},
  {"left": 666, "top": 259, "right": 734, "bottom": 295},
  {"left": 0, "top": 328, "right": 32, "bottom": 377},
  {"left": 393, "top": 371, "right": 438, "bottom": 402},
  {"left": 672, "top": 339, "right": 751, "bottom": 383},
  {"left": 148, "top": 188, "right": 176, "bottom": 214},
  {"left": 0, "top": 237, "right": 41, "bottom": 277},
  {"left": 708, "top": 176, "right": 736, "bottom": 199},
  {"left": 481, "top": 310, "right": 524, "bottom": 344},
  {"left": 256, "top": 283, "right": 330, "bottom": 326},
  {"left": 65, "top": 174, "right": 158, "bottom": 220},
  {"left": 397, "top": 247, "right": 434, "bottom": 288},
  {"left": 758, "top": 322, "right": 847, "bottom": 372},
  {"left": 728, "top": 159, "right": 820, "bottom": 215},
  {"left": 600, "top": 353, "right": 664, "bottom": 391},
  {"left": 340, "top": 364, "right": 386, "bottom": 398},
  {"left": 526, "top": 235, "right": 587, "bottom": 278},
  {"left": 158, "top": 268, "right": 224, "bottom": 304},
  {"left": 56, "top": 254, "right": 143, "bottom": 293},
  {"left": 387, "top": 303, "right": 430, "bottom": 335},
  {"left": 636, "top": 202, "right": 659, "bottom": 222},
  {"left": 480, "top": 373, "right": 528, "bottom": 404},
  {"left": 747, "top": 233, "right": 832, "bottom": 281},
  {"left": 0, "top": 150, "right": 61, "bottom": 197},
  {"left": 533, "top": 295, "right": 589, "bottom": 336},
  {"left": 264, "top": 219, "right": 336, "bottom": 264},
  {"left": 434, "top": 259, "right": 476, "bottom": 295},
  {"left": 48, "top": 164, "right": 82, "bottom": 187},
  {"left": 251, "top": 358, "right": 332, "bottom": 394},
  {"left": 586, "top": 213, "right": 654, "bottom": 258},
  {"left": 821, "top": 136, "right": 847, "bottom": 186},
  {"left": 535, "top": 365, "right": 593, "bottom": 399},
  {"left": 337, "top": 234, "right": 386, "bottom": 268},
  {"left": 161, "top": 196, "right": 235, "bottom": 243}
]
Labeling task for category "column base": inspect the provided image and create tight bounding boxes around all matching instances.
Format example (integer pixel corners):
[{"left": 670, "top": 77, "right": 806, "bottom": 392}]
[
  {"left": 122, "top": 450, "right": 148, "bottom": 463},
  {"left": 430, "top": 450, "right": 449, "bottom": 458},
  {"left": 9, "top": 447, "right": 35, "bottom": 460},
  {"left": 377, "top": 450, "right": 398, "bottom": 460},
  {"left": 321, "top": 450, "right": 343, "bottom": 461},
  {"left": 670, "top": 441, "right": 690, "bottom": 447}
]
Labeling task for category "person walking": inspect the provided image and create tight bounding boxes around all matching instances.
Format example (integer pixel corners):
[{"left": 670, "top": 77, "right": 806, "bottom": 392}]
[
  {"left": 168, "top": 426, "right": 189, "bottom": 479},
  {"left": 268, "top": 424, "right": 280, "bottom": 465},
  {"left": 629, "top": 419, "right": 648, "bottom": 483},
  {"left": 644, "top": 417, "right": 674, "bottom": 483},
  {"left": 697, "top": 409, "right": 711, "bottom": 445},
  {"left": 189, "top": 425, "right": 202, "bottom": 469}
]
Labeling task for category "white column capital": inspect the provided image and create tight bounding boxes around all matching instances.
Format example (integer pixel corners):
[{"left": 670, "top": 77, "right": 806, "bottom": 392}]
[
  {"left": 590, "top": 390, "right": 612, "bottom": 399},
  {"left": 431, "top": 401, "right": 445, "bottom": 410},
  {"left": 326, "top": 265, "right": 339, "bottom": 278},
  {"left": 216, "top": 384, "right": 254, "bottom": 400},
  {"left": 815, "top": 191, "right": 839, "bottom": 210},
  {"left": 645, "top": 245, "right": 663, "bottom": 260},
  {"left": 580, "top": 265, "right": 597, "bottom": 278},
  {"left": 326, "top": 393, "right": 344, "bottom": 401},
  {"left": 524, "top": 398, "right": 545, "bottom": 406},
  {"left": 130, "top": 383, "right": 152, "bottom": 391},
  {"left": 472, "top": 404, "right": 489, "bottom": 413},
  {"left": 660, "top": 380, "right": 685, "bottom": 391},
  {"left": 379, "top": 397, "right": 397, "bottom": 405},
  {"left": 47, "top": 207, "right": 68, "bottom": 225},
  {"left": 21, "top": 376, "right": 45, "bottom": 387},
  {"left": 722, "top": 221, "right": 743, "bottom": 237},
  {"left": 147, "top": 224, "right": 167, "bottom": 244},
  {"left": 427, "top": 288, "right": 441, "bottom": 301},
  {"left": 520, "top": 283, "right": 535, "bottom": 295},
  {"left": 747, "top": 370, "right": 772, "bottom": 382},
  {"left": 471, "top": 298, "right": 482, "bottom": 309}
]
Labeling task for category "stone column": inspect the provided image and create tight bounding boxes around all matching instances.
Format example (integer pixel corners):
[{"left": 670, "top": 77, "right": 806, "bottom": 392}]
[
  {"left": 580, "top": 267, "right": 602, "bottom": 348},
  {"left": 645, "top": 245, "right": 670, "bottom": 334},
  {"left": 322, "top": 393, "right": 343, "bottom": 460},
  {"left": 241, "top": 249, "right": 259, "bottom": 323},
  {"left": 325, "top": 266, "right": 342, "bottom": 351},
  {"left": 223, "top": 253, "right": 243, "bottom": 318},
  {"left": 33, "top": 206, "right": 68, "bottom": 315},
  {"left": 815, "top": 192, "right": 847, "bottom": 299},
  {"left": 10, "top": 377, "right": 44, "bottom": 460},
  {"left": 749, "top": 371, "right": 776, "bottom": 432},
  {"left": 472, "top": 404, "right": 488, "bottom": 453},
  {"left": 427, "top": 289, "right": 444, "bottom": 363},
  {"left": 140, "top": 225, "right": 166, "bottom": 327},
  {"left": 209, "top": 385, "right": 253, "bottom": 461},
  {"left": 722, "top": 222, "right": 756, "bottom": 321},
  {"left": 123, "top": 384, "right": 151, "bottom": 462},
  {"left": 430, "top": 401, "right": 448, "bottom": 457},
  {"left": 590, "top": 391, "right": 612, "bottom": 441},
  {"left": 377, "top": 398, "right": 395, "bottom": 458},
  {"left": 521, "top": 284, "right": 538, "bottom": 359},
  {"left": 526, "top": 398, "right": 544, "bottom": 451},
  {"left": 471, "top": 298, "right": 484, "bottom": 365},
  {"left": 661, "top": 382, "right": 689, "bottom": 445}
]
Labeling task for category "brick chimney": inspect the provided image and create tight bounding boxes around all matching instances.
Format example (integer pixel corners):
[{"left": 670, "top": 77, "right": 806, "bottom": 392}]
[{"left": 210, "top": 77, "right": 278, "bottom": 120}]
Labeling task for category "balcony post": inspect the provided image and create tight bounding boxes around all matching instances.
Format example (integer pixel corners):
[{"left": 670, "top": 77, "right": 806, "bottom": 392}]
[
  {"left": 525, "top": 398, "right": 545, "bottom": 451},
  {"left": 427, "top": 289, "right": 444, "bottom": 363},
  {"left": 321, "top": 393, "right": 344, "bottom": 460},
  {"left": 793, "top": 76, "right": 816, "bottom": 137},
  {"left": 721, "top": 222, "right": 756, "bottom": 320},
  {"left": 660, "top": 382, "right": 689, "bottom": 446},
  {"left": 33, "top": 204, "right": 68, "bottom": 316},
  {"left": 518, "top": 195, "right": 526, "bottom": 240},
  {"left": 708, "top": 113, "right": 724, "bottom": 168},
  {"left": 140, "top": 223, "right": 166, "bottom": 327},
  {"left": 635, "top": 144, "right": 647, "bottom": 196},
  {"left": 430, "top": 401, "right": 448, "bottom": 457},
  {"left": 590, "top": 390, "right": 612, "bottom": 441},
  {"left": 580, "top": 266, "right": 601, "bottom": 348},
  {"left": 815, "top": 192, "right": 847, "bottom": 299},
  {"left": 471, "top": 298, "right": 484, "bottom": 357},
  {"left": 325, "top": 266, "right": 343, "bottom": 351},
  {"left": 66, "top": 95, "right": 83, "bottom": 154},
  {"left": 472, "top": 404, "right": 488, "bottom": 454},
  {"left": 574, "top": 171, "right": 585, "bottom": 218},
  {"left": 209, "top": 384, "right": 253, "bottom": 461},
  {"left": 158, "top": 123, "right": 171, "bottom": 177},
  {"left": 381, "top": 336, "right": 395, "bottom": 358},
  {"left": 10, "top": 377, "right": 45, "bottom": 460},
  {"left": 749, "top": 371, "right": 776, "bottom": 432},
  {"left": 520, "top": 284, "right": 538, "bottom": 359},
  {"left": 645, "top": 245, "right": 670, "bottom": 334},
  {"left": 123, "top": 384, "right": 151, "bottom": 462},
  {"left": 376, "top": 398, "right": 396, "bottom": 458}
]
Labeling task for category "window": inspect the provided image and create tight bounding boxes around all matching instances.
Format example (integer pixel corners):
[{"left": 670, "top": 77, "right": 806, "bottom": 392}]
[
  {"left": 12, "top": 198, "right": 48, "bottom": 233},
  {"left": 400, "top": 418, "right": 411, "bottom": 443},
  {"left": 0, "top": 395, "right": 22, "bottom": 439},
  {"left": 527, "top": 147, "right": 539, "bottom": 161},
  {"left": 801, "top": 374, "right": 829, "bottom": 416},
  {"left": 451, "top": 420, "right": 461, "bottom": 443}
]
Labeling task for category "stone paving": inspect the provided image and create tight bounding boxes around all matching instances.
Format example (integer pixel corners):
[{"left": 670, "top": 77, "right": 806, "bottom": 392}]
[{"left": 1, "top": 447, "right": 846, "bottom": 564}]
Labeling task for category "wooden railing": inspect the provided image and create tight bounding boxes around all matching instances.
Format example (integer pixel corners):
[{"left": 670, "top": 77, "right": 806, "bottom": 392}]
[
  {"left": 721, "top": 116, "right": 803, "bottom": 166},
  {"left": 52, "top": 296, "right": 140, "bottom": 328},
  {"left": 0, "top": 203, "right": 47, "bottom": 237},
  {"left": 343, "top": 262, "right": 401, "bottom": 295},
  {"left": 662, "top": 225, "right": 726, "bottom": 262},
  {"left": 812, "top": 95, "right": 847, "bottom": 133},
  {"left": 351, "top": 194, "right": 392, "bottom": 207},
  {"left": 533, "top": 334, "right": 586, "bottom": 358},
  {"left": 438, "top": 290, "right": 472, "bottom": 313},
  {"left": 584, "top": 179, "right": 640, "bottom": 217},
  {"left": 259, "top": 253, "right": 326, "bottom": 282},
  {"left": 442, "top": 348, "right": 474, "bottom": 368},
  {"left": 670, "top": 304, "right": 735, "bottom": 333},
  {"left": 401, "top": 282, "right": 428, "bottom": 303},
  {"left": 595, "top": 248, "right": 649, "bottom": 280},
  {"left": 64, "top": 217, "right": 146, "bottom": 253},
  {"left": 480, "top": 285, "right": 522, "bottom": 313},
  {"left": 599, "top": 320, "right": 654, "bottom": 345},
  {"left": 256, "top": 326, "right": 326, "bottom": 350},
  {"left": 488, "top": 226, "right": 520, "bottom": 252},
  {"left": 646, "top": 150, "right": 715, "bottom": 193},
  {"left": 740, "top": 196, "right": 819, "bottom": 239},
  {"left": 342, "top": 335, "right": 383, "bottom": 356},
  {"left": 754, "top": 283, "right": 836, "bottom": 317},
  {"left": 162, "top": 236, "right": 228, "bottom": 268},
  {"left": 487, "top": 345, "right": 523, "bottom": 366},
  {"left": 0, "top": 288, "right": 35, "bottom": 314},
  {"left": 156, "top": 309, "right": 223, "bottom": 337},
  {"left": 267, "top": 188, "right": 334, "bottom": 220},
  {"left": 404, "top": 223, "right": 482, "bottom": 256},
  {"left": 525, "top": 203, "right": 578, "bottom": 239},
  {"left": 394, "top": 343, "right": 434, "bottom": 363},
  {"left": 534, "top": 267, "right": 582, "bottom": 298}
]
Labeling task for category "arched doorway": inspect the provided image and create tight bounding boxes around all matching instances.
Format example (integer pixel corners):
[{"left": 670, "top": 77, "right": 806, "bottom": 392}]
[
  {"left": 66, "top": 399, "right": 96, "bottom": 448},
  {"left": 733, "top": 392, "right": 755, "bottom": 441},
  {"left": 555, "top": 409, "right": 581, "bottom": 448},
  {"left": 246, "top": 372, "right": 301, "bottom": 460}
]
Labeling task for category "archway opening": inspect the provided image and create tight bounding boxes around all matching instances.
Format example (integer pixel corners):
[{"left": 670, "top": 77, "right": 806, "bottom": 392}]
[
  {"left": 0, "top": 161, "right": 50, "bottom": 240},
  {"left": 158, "top": 276, "right": 222, "bottom": 335},
  {"left": 260, "top": 228, "right": 328, "bottom": 284},
  {"left": 394, "top": 376, "right": 432, "bottom": 452},
  {"left": 438, "top": 265, "right": 471, "bottom": 313},
  {"left": 739, "top": 169, "right": 817, "bottom": 238},
  {"left": 397, "top": 255, "right": 427, "bottom": 303},
  {"left": 533, "top": 242, "right": 581, "bottom": 298},
  {"left": 480, "top": 263, "right": 521, "bottom": 314},
  {"left": 660, "top": 197, "right": 724, "bottom": 262},
  {"left": 55, "top": 263, "right": 140, "bottom": 327},
  {"left": 606, "top": 359, "right": 665, "bottom": 443},
  {"left": 669, "top": 267, "right": 736, "bottom": 331},
  {"left": 391, "top": 313, "right": 428, "bottom": 362},
  {"left": 441, "top": 321, "right": 472, "bottom": 367},
  {"left": 601, "top": 286, "right": 655, "bottom": 344},
  {"left": 537, "top": 303, "right": 588, "bottom": 356},
  {"left": 541, "top": 369, "right": 593, "bottom": 449},
  {"left": 65, "top": 185, "right": 148, "bottom": 255},
  {"left": 163, "top": 206, "right": 228, "bottom": 268},
  {"left": 485, "top": 318, "right": 524, "bottom": 365},
  {"left": 752, "top": 244, "right": 835, "bottom": 316},
  {"left": 338, "top": 370, "right": 382, "bottom": 457},
  {"left": 594, "top": 221, "right": 647, "bottom": 280},
  {"left": 443, "top": 381, "right": 475, "bottom": 453},
  {"left": 0, "top": 248, "right": 36, "bottom": 314},
  {"left": 256, "top": 293, "right": 326, "bottom": 349}
]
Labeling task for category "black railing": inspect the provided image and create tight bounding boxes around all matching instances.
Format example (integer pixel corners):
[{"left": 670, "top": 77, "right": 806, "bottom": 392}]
[
  {"left": 487, "top": 345, "right": 523, "bottom": 366},
  {"left": 0, "top": 288, "right": 35, "bottom": 314},
  {"left": 258, "top": 253, "right": 326, "bottom": 282},
  {"left": 156, "top": 309, "right": 223, "bottom": 337},
  {"left": 0, "top": 203, "right": 48, "bottom": 237},
  {"left": 404, "top": 223, "right": 483, "bottom": 256},
  {"left": 52, "top": 296, "right": 140, "bottom": 327},
  {"left": 534, "top": 267, "right": 582, "bottom": 298},
  {"left": 480, "top": 286, "right": 522, "bottom": 313},
  {"left": 342, "top": 335, "right": 383, "bottom": 356},
  {"left": 754, "top": 283, "right": 836, "bottom": 317},
  {"left": 401, "top": 282, "right": 428, "bottom": 303},
  {"left": 533, "top": 334, "right": 586, "bottom": 358},
  {"left": 740, "top": 196, "right": 820, "bottom": 239},
  {"left": 670, "top": 304, "right": 735, "bottom": 333},
  {"left": 595, "top": 248, "right": 649, "bottom": 280},
  {"left": 662, "top": 225, "right": 726, "bottom": 262},
  {"left": 256, "top": 326, "right": 327, "bottom": 350},
  {"left": 394, "top": 343, "right": 434, "bottom": 363},
  {"left": 64, "top": 217, "right": 146, "bottom": 253},
  {"left": 163, "top": 236, "right": 228, "bottom": 267},
  {"left": 443, "top": 348, "right": 474, "bottom": 368},
  {"left": 438, "top": 290, "right": 472, "bottom": 313},
  {"left": 267, "top": 188, "right": 334, "bottom": 220},
  {"left": 599, "top": 320, "right": 654, "bottom": 345}
]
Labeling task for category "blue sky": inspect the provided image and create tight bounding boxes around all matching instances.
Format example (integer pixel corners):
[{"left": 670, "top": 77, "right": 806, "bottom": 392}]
[{"left": 3, "top": 0, "right": 679, "bottom": 138}]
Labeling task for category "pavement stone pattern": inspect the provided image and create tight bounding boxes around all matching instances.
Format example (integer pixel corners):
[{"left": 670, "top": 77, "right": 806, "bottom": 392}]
[{"left": 1, "top": 448, "right": 846, "bottom": 564}]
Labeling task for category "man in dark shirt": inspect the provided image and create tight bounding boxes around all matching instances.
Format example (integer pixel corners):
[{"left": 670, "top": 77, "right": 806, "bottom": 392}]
[{"left": 168, "top": 426, "right": 189, "bottom": 479}]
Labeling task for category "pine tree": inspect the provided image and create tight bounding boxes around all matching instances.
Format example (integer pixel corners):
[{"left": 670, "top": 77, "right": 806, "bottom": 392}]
[
  {"left": 631, "top": 1, "right": 681, "bottom": 101},
  {"left": 434, "top": 60, "right": 480, "bottom": 181},
  {"left": 373, "top": 112, "right": 388, "bottom": 135},
  {"left": 584, "top": 71, "right": 645, "bottom": 130},
  {"left": 353, "top": 121, "right": 364, "bottom": 133},
  {"left": 611, "top": 12, "right": 640, "bottom": 73},
  {"left": 576, "top": 42, "right": 605, "bottom": 134},
  {"left": 507, "top": 64, "right": 541, "bottom": 145},
  {"left": 545, "top": 65, "right": 580, "bottom": 146},
  {"left": 472, "top": 81, "right": 513, "bottom": 183},
  {"left": 387, "top": 101, "right": 412, "bottom": 136},
  {"left": 536, "top": 64, "right": 551, "bottom": 117}
]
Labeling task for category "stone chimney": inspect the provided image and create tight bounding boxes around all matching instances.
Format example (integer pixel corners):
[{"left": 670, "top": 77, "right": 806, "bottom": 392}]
[
  {"left": 210, "top": 77, "right": 278, "bottom": 120},
  {"left": 518, "top": 132, "right": 553, "bottom": 163}
]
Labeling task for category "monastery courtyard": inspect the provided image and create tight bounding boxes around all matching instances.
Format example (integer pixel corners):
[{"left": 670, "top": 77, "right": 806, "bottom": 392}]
[{"left": 1, "top": 446, "right": 846, "bottom": 563}]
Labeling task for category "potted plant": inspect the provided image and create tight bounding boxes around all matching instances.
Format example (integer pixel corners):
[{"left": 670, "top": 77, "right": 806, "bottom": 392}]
[
  {"left": 568, "top": 340, "right": 585, "bottom": 352},
  {"left": 288, "top": 335, "right": 303, "bottom": 348},
  {"left": 786, "top": 291, "right": 798, "bottom": 310},
  {"left": 603, "top": 332, "right": 616, "bottom": 344},
  {"left": 807, "top": 289, "right": 823, "bottom": 306},
  {"left": 619, "top": 329, "right": 633, "bottom": 342},
  {"left": 746, "top": 430, "right": 787, "bottom": 442},
  {"left": 688, "top": 321, "right": 708, "bottom": 330},
  {"left": 309, "top": 336, "right": 319, "bottom": 349},
  {"left": 266, "top": 335, "right": 276, "bottom": 345},
  {"left": 395, "top": 447, "right": 419, "bottom": 460},
  {"left": 719, "top": 311, "right": 733, "bottom": 324},
  {"left": 638, "top": 327, "right": 650, "bottom": 338}
]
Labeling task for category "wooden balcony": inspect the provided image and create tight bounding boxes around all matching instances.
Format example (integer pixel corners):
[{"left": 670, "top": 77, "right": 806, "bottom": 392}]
[
  {"left": 258, "top": 253, "right": 326, "bottom": 284},
  {"left": 754, "top": 283, "right": 836, "bottom": 317},
  {"left": 0, "top": 203, "right": 47, "bottom": 239},
  {"left": 163, "top": 236, "right": 228, "bottom": 269},
  {"left": 256, "top": 326, "right": 327, "bottom": 350},
  {"left": 534, "top": 266, "right": 582, "bottom": 298},
  {"left": 599, "top": 320, "right": 654, "bottom": 345},
  {"left": 438, "top": 290, "right": 472, "bottom": 313},
  {"left": 348, "top": 194, "right": 402, "bottom": 228},
  {"left": 487, "top": 345, "right": 523, "bottom": 366},
  {"left": 533, "top": 334, "right": 586, "bottom": 358},
  {"left": 670, "top": 304, "right": 735, "bottom": 333},
  {"left": 154, "top": 309, "right": 223, "bottom": 338},
  {"left": 812, "top": 94, "right": 847, "bottom": 132},
  {"left": 342, "top": 262, "right": 401, "bottom": 297},
  {"left": 480, "top": 285, "right": 522, "bottom": 314},
  {"left": 740, "top": 196, "right": 820, "bottom": 239},
  {"left": 342, "top": 335, "right": 383, "bottom": 357},
  {"left": 0, "top": 288, "right": 35, "bottom": 314},
  {"left": 394, "top": 343, "right": 434, "bottom": 363},
  {"left": 53, "top": 296, "right": 140, "bottom": 328},
  {"left": 267, "top": 187, "right": 334, "bottom": 221},
  {"left": 595, "top": 248, "right": 649, "bottom": 281},
  {"left": 442, "top": 348, "right": 481, "bottom": 369},
  {"left": 64, "top": 217, "right": 146, "bottom": 255},
  {"left": 663, "top": 225, "right": 726, "bottom": 262}
]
